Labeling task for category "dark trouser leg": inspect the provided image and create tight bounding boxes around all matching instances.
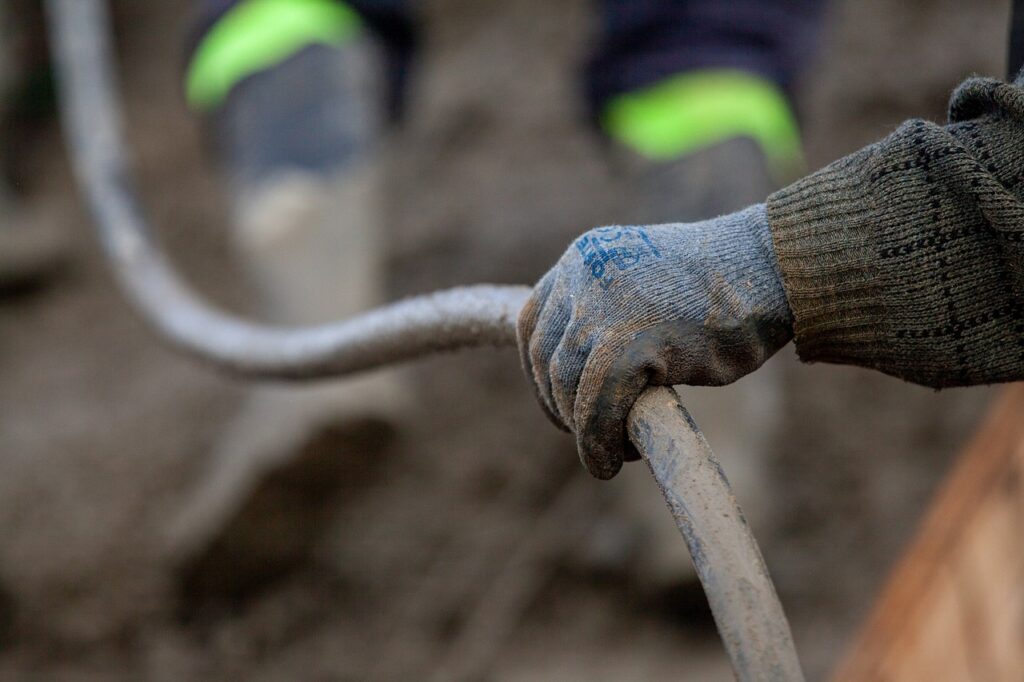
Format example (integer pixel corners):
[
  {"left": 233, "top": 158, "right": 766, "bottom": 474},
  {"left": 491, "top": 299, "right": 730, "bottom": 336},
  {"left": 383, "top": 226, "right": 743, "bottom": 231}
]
[
  {"left": 586, "top": 0, "right": 828, "bottom": 187},
  {"left": 586, "top": 0, "right": 827, "bottom": 114},
  {"left": 187, "top": 0, "right": 416, "bottom": 117},
  {"left": 186, "top": 0, "right": 416, "bottom": 191}
]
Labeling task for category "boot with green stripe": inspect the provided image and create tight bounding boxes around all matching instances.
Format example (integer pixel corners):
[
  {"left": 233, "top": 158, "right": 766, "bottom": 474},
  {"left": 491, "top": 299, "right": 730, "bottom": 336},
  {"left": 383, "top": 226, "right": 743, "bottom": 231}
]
[{"left": 168, "top": 1, "right": 411, "bottom": 601}]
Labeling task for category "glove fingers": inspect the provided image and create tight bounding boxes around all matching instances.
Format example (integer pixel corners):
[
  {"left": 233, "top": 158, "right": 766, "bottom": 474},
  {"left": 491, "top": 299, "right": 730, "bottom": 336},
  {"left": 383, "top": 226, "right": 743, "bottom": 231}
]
[
  {"left": 518, "top": 270, "right": 572, "bottom": 432},
  {"left": 516, "top": 269, "right": 554, "bottom": 382},
  {"left": 573, "top": 333, "right": 659, "bottom": 480},
  {"left": 572, "top": 321, "right": 736, "bottom": 478},
  {"left": 528, "top": 293, "right": 573, "bottom": 427},
  {"left": 574, "top": 318, "right": 789, "bottom": 478},
  {"left": 548, "top": 320, "right": 595, "bottom": 432}
]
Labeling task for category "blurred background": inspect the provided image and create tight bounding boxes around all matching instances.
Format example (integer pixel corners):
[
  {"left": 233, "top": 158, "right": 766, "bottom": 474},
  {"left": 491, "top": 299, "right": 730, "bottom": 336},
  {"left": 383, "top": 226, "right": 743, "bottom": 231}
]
[{"left": 0, "top": 0, "right": 1010, "bottom": 679}]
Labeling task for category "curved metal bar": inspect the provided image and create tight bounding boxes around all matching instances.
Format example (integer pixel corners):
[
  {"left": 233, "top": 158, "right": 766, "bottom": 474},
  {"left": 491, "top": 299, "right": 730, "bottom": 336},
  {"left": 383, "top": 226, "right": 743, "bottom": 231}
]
[
  {"left": 630, "top": 388, "right": 805, "bottom": 681},
  {"left": 45, "top": 0, "right": 804, "bottom": 678},
  {"left": 44, "top": 0, "right": 528, "bottom": 380}
]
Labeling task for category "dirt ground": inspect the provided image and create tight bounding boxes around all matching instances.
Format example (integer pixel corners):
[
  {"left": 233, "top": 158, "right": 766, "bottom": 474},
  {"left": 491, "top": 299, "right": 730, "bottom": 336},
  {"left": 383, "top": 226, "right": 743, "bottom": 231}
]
[{"left": 0, "top": 0, "right": 1013, "bottom": 679}]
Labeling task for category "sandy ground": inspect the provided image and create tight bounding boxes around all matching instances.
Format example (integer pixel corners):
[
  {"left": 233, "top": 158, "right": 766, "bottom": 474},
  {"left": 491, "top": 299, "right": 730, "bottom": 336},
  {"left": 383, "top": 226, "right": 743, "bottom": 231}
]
[{"left": 0, "top": 0, "right": 1013, "bottom": 679}]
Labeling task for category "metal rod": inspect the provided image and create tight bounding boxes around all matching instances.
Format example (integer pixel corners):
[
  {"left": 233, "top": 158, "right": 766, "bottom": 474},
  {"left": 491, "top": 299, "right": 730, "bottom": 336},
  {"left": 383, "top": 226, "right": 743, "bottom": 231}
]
[
  {"left": 45, "top": 0, "right": 804, "bottom": 678},
  {"left": 631, "top": 388, "right": 805, "bottom": 681}
]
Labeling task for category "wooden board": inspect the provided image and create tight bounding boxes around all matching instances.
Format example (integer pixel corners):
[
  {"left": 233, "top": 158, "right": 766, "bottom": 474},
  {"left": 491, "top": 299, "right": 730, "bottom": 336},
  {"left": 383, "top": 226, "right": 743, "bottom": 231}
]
[{"left": 832, "top": 383, "right": 1024, "bottom": 681}]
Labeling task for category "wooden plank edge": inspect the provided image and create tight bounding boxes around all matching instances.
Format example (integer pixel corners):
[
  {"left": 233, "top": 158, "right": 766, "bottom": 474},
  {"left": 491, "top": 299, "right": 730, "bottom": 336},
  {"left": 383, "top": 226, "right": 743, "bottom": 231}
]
[{"left": 831, "top": 382, "right": 1024, "bottom": 682}]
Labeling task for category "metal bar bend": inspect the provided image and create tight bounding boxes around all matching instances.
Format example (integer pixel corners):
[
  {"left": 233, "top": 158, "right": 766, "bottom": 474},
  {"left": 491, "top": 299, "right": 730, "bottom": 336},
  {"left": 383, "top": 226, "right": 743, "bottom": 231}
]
[{"left": 44, "top": 1, "right": 803, "bottom": 678}]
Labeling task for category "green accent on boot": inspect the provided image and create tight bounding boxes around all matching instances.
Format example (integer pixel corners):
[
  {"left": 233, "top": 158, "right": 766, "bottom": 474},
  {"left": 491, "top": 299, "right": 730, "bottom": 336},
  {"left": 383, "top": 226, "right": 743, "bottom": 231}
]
[
  {"left": 186, "top": 0, "right": 362, "bottom": 111},
  {"left": 602, "top": 70, "right": 804, "bottom": 180}
]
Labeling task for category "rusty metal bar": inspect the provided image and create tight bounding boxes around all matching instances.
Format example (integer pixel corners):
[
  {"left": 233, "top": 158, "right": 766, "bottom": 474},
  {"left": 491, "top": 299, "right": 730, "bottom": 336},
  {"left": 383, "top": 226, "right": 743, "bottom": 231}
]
[
  {"left": 631, "top": 388, "right": 805, "bottom": 681},
  {"left": 45, "top": 0, "right": 804, "bottom": 678}
]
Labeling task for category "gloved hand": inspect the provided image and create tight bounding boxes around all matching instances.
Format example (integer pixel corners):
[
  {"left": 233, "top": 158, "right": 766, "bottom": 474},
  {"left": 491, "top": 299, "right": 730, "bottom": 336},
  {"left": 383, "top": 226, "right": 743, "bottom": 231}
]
[{"left": 517, "top": 204, "right": 794, "bottom": 479}]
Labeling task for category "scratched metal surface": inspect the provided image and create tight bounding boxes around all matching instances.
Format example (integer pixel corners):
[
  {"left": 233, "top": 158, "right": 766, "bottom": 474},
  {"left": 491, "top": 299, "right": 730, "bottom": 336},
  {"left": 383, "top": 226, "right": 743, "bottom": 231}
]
[{"left": 631, "top": 388, "right": 803, "bottom": 682}]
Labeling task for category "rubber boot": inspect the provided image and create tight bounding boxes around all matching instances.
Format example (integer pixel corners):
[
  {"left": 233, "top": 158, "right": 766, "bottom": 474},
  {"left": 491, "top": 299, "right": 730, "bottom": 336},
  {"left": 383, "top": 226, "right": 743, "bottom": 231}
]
[{"left": 167, "top": 40, "right": 411, "bottom": 601}]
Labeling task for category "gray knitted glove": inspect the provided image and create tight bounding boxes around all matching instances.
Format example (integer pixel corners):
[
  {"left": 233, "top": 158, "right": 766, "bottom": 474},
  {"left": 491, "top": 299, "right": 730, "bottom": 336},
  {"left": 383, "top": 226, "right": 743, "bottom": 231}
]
[{"left": 518, "top": 204, "right": 794, "bottom": 479}]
